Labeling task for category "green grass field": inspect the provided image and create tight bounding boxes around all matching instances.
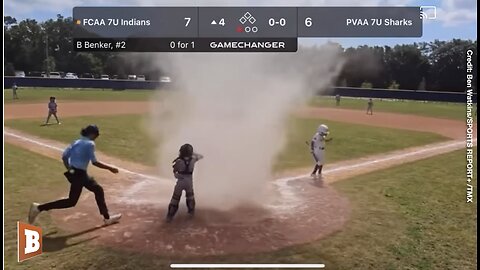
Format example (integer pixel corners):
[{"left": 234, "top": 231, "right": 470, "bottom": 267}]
[
  {"left": 5, "top": 144, "right": 476, "bottom": 270},
  {"left": 4, "top": 88, "right": 154, "bottom": 103},
  {"left": 5, "top": 115, "right": 447, "bottom": 170},
  {"left": 311, "top": 96, "right": 467, "bottom": 120},
  {"left": 250, "top": 147, "right": 477, "bottom": 270}
]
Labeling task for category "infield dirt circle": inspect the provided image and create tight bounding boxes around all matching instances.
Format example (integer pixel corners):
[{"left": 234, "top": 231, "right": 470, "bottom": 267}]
[{"left": 4, "top": 100, "right": 468, "bottom": 256}]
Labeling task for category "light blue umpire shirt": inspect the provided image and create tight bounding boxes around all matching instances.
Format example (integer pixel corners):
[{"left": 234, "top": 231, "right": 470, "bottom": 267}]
[{"left": 62, "top": 137, "right": 98, "bottom": 171}]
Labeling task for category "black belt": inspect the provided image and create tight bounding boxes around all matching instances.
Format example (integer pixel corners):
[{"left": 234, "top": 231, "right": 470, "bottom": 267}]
[
  {"left": 64, "top": 167, "right": 87, "bottom": 183},
  {"left": 69, "top": 167, "right": 86, "bottom": 173},
  {"left": 317, "top": 147, "right": 325, "bottom": 150}
]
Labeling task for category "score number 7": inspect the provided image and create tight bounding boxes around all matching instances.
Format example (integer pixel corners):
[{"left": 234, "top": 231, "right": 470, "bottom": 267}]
[{"left": 185, "top": 17, "right": 191, "bottom": 27}]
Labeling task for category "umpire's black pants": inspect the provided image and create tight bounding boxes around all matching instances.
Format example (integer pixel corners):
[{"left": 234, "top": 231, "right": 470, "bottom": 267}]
[{"left": 38, "top": 168, "right": 110, "bottom": 219}]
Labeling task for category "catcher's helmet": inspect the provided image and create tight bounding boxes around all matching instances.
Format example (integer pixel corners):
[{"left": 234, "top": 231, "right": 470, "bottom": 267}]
[
  {"left": 81, "top": 124, "right": 100, "bottom": 137},
  {"left": 179, "top": 143, "right": 194, "bottom": 158},
  {"left": 317, "top": 124, "right": 329, "bottom": 135}
]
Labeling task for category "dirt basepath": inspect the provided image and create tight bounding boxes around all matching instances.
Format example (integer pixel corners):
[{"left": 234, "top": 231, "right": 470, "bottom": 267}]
[
  {"left": 298, "top": 107, "right": 466, "bottom": 139},
  {"left": 276, "top": 139, "right": 470, "bottom": 183},
  {"left": 4, "top": 101, "right": 150, "bottom": 120},
  {"left": 5, "top": 102, "right": 468, "bottom": 140},
  {"left": 5, "top": 127, "right": 474, "bottom": 256}
]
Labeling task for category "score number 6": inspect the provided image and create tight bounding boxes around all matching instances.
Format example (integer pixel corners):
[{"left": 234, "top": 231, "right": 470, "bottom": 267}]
[{"left": 305, "top": 17, "right": 312, "bottom": 27}]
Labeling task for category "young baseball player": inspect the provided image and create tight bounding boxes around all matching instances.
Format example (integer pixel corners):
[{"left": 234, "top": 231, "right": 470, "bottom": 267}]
[
  {"left": 310, "top": 124, "right": 332, "bottom": 180},
  {"left": 366, "top": 98, "right": 374, "bottom": 115},
  {"left": 12, "top": 83, "right": 19, "bottom": 99},
  {"left": 28, "top": 125, "right": 122, "bottom": 225},
  {"left": 166, "top": 144, "right": 203, "bottom": 222},
  {"left": 45, "top": 96, "right": 61, "bottom": 125}
]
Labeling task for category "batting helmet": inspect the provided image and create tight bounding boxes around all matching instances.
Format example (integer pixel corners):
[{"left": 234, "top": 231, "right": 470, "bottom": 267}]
[
  {"left": 317, "top": 124, "right": 329, "bottom": 135},
  {"left": 179, "top": 143, "right": 194, "bottom": 158}
]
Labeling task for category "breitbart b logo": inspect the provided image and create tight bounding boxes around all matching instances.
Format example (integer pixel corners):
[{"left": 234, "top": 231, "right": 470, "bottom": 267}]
[{"left": 17, "top": 221, "right": 42, "bottom": 262}]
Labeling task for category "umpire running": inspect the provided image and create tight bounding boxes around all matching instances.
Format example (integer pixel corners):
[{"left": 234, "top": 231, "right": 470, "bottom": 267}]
[
  {"left": 166, "top": 143, "right": 203, "bottom": 222},
  {"left": 28, "top": 124, "right": 122, "bottom": 225}
]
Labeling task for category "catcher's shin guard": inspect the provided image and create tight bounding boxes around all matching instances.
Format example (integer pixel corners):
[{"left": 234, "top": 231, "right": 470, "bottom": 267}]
[
  {"left": 186, "top": 191, "right": 195, "bottom": 214},
  {"left": 167, "top": 203, "right": 179, "bottom": 219},
  {"left": 167, "top": 190, "right": 181, "bottom": 220},
  {"left": 186, "top": 198, "right": 196, "bottom": 214}
]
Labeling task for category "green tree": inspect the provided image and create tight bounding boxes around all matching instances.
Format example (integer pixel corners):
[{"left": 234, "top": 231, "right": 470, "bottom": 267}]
[
  {"left": 4, "top": 62, "right": 15, "bottom": 76},
  {"left": 4, "top": 16, "right": 17, "bottom": 26},
  {"left": 71, "top": 53, "right": 103, "bottom": 75},
  {"left": 385, "top": 44, "right": 429, "bottom": 90},
  {"left": 5, "top": 19, "right": 44, "bottom": 71},
  {"left": 427, "top": 39, "right": 476, "bottom": 91},
  {"left": 339, "top": 45, "right": 390, "bottom": 88},
  {"left": 42, "top": 14, "right": 77, "bottom": 72},
  {"left": 43, "top": 56, "right": 56, "bottom": 74}
]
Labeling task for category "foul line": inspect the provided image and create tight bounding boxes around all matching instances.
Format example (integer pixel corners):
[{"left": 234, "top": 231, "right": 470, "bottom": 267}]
[
  {"left": 275, "top": 139, "right": 472, "bottom": 182},
  {"left": 4, "top": 131, "right": 161, "bottom": 181},
  {"left": 5, "top": 131, "right": 473, "bottom": 187}
]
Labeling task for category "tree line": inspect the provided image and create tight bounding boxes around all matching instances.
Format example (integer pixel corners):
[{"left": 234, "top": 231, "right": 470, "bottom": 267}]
[{"left": 4, "top": 14, "right": 477, "bottom": 91}]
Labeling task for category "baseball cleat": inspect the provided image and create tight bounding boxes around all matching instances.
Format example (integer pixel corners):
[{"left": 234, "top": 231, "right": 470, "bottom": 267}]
[
  {"left": 311, "top": 173, "right": 317, "bottom": 179},
  {"left": 165, "top": 215, "right": 173, "bottom": 223},
  {"left": 104, "top": 213, "right": 122, "bottom": 225},
  {"left": 28, "top": 203, "right": 41, "bottom": 224}
]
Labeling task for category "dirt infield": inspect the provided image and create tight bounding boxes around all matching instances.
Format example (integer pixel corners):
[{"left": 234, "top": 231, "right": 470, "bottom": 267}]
[
  {"left": 4, "top": 101, "right": 150, "bottom": 120},
  {"left": 4, "top": 101, "right": 473, "bottom": 256}
]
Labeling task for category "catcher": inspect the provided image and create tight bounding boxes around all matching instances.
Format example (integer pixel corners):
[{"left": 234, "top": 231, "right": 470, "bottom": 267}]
[
  {"left": 310, "top": 124, "right": 332, "bottom": 180},
  {"left": 166, "top": 143, "right": 203, "bottom": 222}
]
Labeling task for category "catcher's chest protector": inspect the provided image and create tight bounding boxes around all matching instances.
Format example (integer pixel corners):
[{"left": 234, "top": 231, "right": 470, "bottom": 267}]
[{"left": 181, "top": 158, "right": 193, "bottom": 175}]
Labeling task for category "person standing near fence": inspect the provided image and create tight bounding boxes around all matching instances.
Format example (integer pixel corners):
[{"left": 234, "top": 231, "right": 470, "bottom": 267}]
[
  {"left": 335, "top": 94, "right": 341, "bottom": 106},
  {"left": 366, "top": 98, "right": 374, "bottom": 115},
  {"left": 12, "top": 83, "right": 18, "bottom": 100}
]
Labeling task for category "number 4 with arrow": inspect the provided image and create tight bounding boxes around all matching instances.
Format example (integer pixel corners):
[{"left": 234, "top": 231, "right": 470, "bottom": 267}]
[{"left": 211, "top": 18, "right": 226, "bottom": 26}]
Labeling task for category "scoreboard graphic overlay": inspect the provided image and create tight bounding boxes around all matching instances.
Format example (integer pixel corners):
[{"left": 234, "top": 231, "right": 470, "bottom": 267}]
[{"left": 74, "top": 7, "right": 423, "bottom": 52}]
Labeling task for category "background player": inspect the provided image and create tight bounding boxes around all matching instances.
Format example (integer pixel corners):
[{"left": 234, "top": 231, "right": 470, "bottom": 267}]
[
  {"left": 367, "top": 98, "right": 374, "bottom": 115},
  {"left": 310, "top": 124, "right": 332, "bottom": 180},
  {"left": 166, "top": 144, "right": 203, "bottom": 222},
  {"left": 45, "top": 96, "right": 61, "bottom": 125},
  {"left": 28, "top": 124, "right": 122, "bottom": 225},
  {"left": 12, "top": 82, "right": 18, "bottom": 100}
]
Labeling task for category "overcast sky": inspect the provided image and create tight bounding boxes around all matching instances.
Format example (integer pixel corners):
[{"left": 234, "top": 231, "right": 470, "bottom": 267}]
[{"left": 4, "top": 0, "right": 477, "bottom": 47}]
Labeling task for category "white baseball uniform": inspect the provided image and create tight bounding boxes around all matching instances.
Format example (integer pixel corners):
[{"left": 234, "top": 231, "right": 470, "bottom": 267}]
[{"left": 311, "top": 132, "right": 326, "bottom": 166}]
